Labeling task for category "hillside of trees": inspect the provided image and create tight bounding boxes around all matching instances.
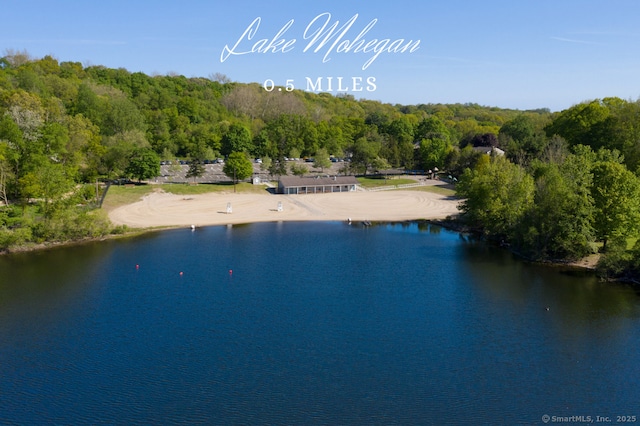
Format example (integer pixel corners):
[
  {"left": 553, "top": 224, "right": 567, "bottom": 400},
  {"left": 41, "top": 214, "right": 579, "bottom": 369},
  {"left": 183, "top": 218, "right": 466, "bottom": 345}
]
[
  {"left": 1, "top": 50, "right": 640, "bottom": 282},
  {"left": 456, "top": 98, "right": 640, "bottom": 282}
]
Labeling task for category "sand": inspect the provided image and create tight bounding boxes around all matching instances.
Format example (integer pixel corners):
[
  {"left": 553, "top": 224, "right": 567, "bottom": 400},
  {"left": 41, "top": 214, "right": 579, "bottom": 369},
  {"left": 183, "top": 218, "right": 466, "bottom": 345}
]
[{"left": 108, "top": 188, "right": 461, "bottom": 229}]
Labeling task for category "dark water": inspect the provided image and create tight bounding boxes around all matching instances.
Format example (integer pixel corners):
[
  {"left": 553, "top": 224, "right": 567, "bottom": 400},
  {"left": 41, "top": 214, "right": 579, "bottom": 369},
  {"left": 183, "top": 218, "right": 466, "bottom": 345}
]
[{"left": 1, "top": 222, "right": 639, "bottom": 425}]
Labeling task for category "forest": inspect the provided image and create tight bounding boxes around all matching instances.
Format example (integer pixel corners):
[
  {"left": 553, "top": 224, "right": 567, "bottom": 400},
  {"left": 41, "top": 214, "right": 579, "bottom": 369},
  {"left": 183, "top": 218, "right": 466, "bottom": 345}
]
[{"left": 1, "top": 50, "right": 639, "bottom": 282}]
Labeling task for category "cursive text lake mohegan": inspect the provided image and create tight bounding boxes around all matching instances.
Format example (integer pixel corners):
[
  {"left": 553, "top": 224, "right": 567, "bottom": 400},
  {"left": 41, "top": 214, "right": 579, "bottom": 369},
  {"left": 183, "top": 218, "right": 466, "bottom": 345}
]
[{"left": 220, "top": 12, "right": 421, "bottom": 71}]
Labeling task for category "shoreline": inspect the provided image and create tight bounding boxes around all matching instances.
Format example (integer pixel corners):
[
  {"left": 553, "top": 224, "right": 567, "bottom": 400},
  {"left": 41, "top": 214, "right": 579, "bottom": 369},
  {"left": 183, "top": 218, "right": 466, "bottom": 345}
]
[
  {"left": 0, "top": 189, "right": 609, "bottom": 278},
  {"left": 105, "top": 188, "right": 605, "bottom": 276},
  {"left": 1, "top": 188, "right": 461, "bottom": 255},
  {"left": 107, "top": 189, "right": 461, "bottom": 229}
]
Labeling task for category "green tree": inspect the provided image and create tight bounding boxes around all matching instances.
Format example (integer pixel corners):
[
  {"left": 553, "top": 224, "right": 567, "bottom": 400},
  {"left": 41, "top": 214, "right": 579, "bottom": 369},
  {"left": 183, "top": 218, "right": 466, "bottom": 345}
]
[
  {"left": 264, "top": 115, "right": 312, "bottom": 159},
  {"left": 500, "top": 114, "right": 548, "bottom": 164},
  {"left": 0, "top": 143, "right": 12, "bottom": 205},
  {"left": 383, "top": 116, "right": 416, "bottom": 167},
  {"left": 74, "top": 83, "right": 104, "bottom": 128},
  {"left": 596, "top": 236, "right": 632, "bottom": 279},
  {"left": 313, "top": 148, "right": 331, "bottom": 172},
  {"left": 269, "top": 158, "right": 287, "bottom": 177},
  {"left": 415, "top": 116, "right": 449, "bottom": 143},
  {"left": 223, "top": 151, "right": 253, "bottom": 184},
  {"left": 608, "top": 99, "right": 640, "bottom": 171},
  {"left": 252, "top": 130, "right": 270, "bottom": 158},
  {"left": 40, "top": 122, "right": 69, "bottom": 157},
  {"left": 386, "top": 116, "right": 415, "bottom": 144},
  {"left": 186, "top": 160, "right": 205, "bottom": 183},
  {"left": 102, "top": 130, "right": 150, "bottom": 179},
  {"left": 0, "top": 115, "right": 24, "bottom": 196},
  {"left": 289, "top": 147, "right": 301, "bottom": 160},
  {"left": 125, "top": 148, "right": 160, "bottom": 182},
  {"left": 221, "top": 123, "right": 252, "bottom": 156},
  {"left": 544, "top": 99, "right": 610, "bottom": 149},
  {"left": 522, "top": 158, "right": 594, "bottom": 260},
  {"left": 591, "top": 160, "right": 640, "bottom": 250},
  {"left": 1, "top": 91, "right": 46, "bottom": 180},
  {"left": 623, "top": 240, "right": 640, "bottom": 280},
  {"left": 420, "top": 137, "right": 452, "bottom": 171},
  {"left": 19, "top": 161, "right": 72, "bottom": 218},
  {"left": 290, "top": 163, "right": 308, "bottom": 176},
  {"left": 104, "top": 96, "right": 146, "bottom": 136},
  {"left": 259, "top": 156, "right": 272, "bottom": 170},
  {"left": 416, "top": 116, "right": 452, "bottom": 171},
  {"left": 372, "top": 156, "right": 391, "bottom": 174},
  {"left": 65, "top": 114, "right": 101, "bottom": 179},
  {"left": 447, "top": 145, "right": 483, "bottom": 177},
  {"left": 499, "top": 115, "right": 535, "bottom": 145},
  {"left": 457, "top": 155, "right": 535, "bottom": 239},
  {"left": 350, "top": 136, "right": 381, "bottom": 176}
]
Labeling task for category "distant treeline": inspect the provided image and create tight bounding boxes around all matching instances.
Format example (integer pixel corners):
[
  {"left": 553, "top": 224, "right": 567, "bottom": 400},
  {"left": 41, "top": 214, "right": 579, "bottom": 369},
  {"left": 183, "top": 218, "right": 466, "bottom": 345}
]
[
  {"left": 0, "top": 50, "right": 550, "bottom": 188},
  {"left": 1, "top": 50, "right": 640, "bottom": 281}
]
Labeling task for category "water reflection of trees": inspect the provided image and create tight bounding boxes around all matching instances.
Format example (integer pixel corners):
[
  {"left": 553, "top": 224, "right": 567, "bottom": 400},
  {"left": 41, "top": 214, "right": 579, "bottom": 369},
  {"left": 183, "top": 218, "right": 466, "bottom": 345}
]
[
  {"left": 417, "top": 221, "right": 442, "bottom": 235},
  {"left": 0, "top": 241, "right": 115, "bottom": 325},
  {"left": 457, "top": 241, "right": 640, "bottom": 329}
]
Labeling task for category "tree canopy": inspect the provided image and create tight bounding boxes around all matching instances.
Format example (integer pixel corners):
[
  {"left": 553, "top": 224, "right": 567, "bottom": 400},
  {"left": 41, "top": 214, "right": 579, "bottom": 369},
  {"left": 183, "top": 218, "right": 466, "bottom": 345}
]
[
  {"left": 3, "top": 52, "right": 640, "bottom": 281},
  {"left": 223, "top": 152, "right": 253, "bottom": 183},
  {"left": 126, "top": 148, "right": 160, "bottom": 182}
]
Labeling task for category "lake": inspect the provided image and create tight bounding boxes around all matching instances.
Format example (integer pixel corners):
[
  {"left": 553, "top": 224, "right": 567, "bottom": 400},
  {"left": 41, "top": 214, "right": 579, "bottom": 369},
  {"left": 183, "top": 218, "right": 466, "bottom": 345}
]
[{"left": 1, "top": 221, "right": 639, "bottom": 425}]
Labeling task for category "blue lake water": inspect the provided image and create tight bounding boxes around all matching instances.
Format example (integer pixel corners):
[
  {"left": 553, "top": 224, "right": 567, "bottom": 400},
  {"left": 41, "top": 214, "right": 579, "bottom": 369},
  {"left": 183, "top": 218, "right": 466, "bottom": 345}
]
[{"left": 1, "top": 221, "right": 639, "bottom": 425}]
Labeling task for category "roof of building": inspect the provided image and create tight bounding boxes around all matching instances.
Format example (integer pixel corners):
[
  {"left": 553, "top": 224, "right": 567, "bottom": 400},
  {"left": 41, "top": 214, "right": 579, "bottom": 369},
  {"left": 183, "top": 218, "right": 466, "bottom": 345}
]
[
  {"left": 278, "top": 175, "right": 359, "bottom": 187},
  {"left": 472, "top": 146, "right": 505, "bottom": 156}
]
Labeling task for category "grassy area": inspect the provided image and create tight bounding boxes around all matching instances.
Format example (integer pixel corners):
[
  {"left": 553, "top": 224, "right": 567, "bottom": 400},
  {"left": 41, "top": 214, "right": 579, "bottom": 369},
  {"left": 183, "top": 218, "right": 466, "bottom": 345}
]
[
  {"left": 590, "top": 237, "right": 637, "bottom": 253},
  {"left": 356, "top": 176, "right": 458, "bottom": 197},
  {"left": 158, "top": 182, "right": 269, "bottom": 195},
  {"left": 101, "top": 182, "right": 270, "bottom": 211},
  {"left": 356, "top": 176, "right": 419, "bottom": 188},
  {"left": 101, "top": 185, "right": 155, "bottom": 211}
]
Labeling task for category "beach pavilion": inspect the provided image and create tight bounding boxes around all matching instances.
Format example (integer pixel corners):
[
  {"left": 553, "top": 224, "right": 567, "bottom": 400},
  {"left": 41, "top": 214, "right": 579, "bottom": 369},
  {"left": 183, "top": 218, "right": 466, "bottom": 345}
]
[{"left": 278, "top": 176, "right": 359, "bottom": 195}]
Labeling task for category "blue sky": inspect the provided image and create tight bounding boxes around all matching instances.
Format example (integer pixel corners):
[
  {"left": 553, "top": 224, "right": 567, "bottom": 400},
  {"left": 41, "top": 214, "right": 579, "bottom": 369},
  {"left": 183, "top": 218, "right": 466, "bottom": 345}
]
[{"left": 2, "top": 0, "right": 640, "bottom": 111}]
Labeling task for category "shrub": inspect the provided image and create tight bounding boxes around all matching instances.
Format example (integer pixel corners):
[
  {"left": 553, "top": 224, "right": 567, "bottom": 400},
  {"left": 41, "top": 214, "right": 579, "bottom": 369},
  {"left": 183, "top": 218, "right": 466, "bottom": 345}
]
[{"left": 0, "top": 227, "right": 33, "bottom": 250}]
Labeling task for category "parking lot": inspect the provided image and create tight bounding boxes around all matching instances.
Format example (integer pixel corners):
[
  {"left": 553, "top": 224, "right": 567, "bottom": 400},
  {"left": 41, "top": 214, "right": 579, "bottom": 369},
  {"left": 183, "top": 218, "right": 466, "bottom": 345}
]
[{"left": 155, "top": 159, "right": 351, "bottom": 184}]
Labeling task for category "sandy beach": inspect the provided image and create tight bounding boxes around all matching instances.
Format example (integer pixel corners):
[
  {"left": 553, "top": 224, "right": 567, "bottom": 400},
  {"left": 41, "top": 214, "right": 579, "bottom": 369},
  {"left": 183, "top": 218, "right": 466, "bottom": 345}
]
[{"left": 108, "top": 187, "right": 460, "bottom": 228}]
